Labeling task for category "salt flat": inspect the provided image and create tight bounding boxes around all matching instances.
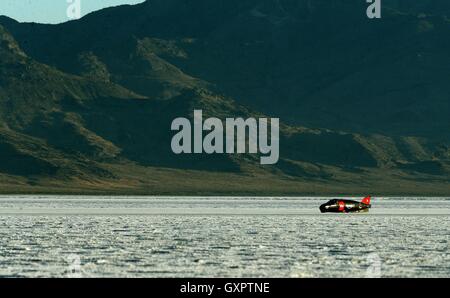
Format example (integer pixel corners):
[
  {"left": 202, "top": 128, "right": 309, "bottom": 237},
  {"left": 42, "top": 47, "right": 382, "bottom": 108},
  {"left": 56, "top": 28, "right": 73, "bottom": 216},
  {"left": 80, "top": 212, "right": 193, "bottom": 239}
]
[{"left": 0, "top": 196, "right": 449, "bottom": 277}]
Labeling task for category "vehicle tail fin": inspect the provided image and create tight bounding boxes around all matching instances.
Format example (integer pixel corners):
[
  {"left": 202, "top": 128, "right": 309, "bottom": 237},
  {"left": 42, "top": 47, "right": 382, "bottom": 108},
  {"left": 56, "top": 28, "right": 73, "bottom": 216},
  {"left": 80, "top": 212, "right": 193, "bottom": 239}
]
[{"left": 361, "top": 196, "right": 371, "bottom": 205}]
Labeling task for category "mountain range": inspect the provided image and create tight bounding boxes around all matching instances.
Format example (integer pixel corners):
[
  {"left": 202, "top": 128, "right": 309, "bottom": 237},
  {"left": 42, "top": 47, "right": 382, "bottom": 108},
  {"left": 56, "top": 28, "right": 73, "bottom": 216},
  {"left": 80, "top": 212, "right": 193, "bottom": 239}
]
[{"left": 0, "top": 0, "right": 449, "bottom": 195}]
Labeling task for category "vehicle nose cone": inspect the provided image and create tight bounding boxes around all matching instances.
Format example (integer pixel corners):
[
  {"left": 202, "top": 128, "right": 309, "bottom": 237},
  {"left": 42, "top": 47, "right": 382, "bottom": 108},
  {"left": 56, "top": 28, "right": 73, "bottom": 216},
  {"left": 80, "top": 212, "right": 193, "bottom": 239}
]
[{"left": 319, "top": 204, "right": 327, "bottom": 213}]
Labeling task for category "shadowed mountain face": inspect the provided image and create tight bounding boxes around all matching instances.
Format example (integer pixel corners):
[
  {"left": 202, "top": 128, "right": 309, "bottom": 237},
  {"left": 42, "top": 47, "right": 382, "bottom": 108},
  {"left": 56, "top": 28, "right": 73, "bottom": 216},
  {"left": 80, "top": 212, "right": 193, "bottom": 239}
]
[{"left": 0, "top": 0, "right": 449, "bottom": 195}]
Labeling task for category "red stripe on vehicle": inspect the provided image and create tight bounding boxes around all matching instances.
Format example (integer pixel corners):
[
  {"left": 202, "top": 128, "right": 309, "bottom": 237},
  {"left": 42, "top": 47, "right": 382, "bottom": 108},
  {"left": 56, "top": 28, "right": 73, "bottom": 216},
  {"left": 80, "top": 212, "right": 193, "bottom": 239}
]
[{"left": 338, "top": 201, "right": 345, "bottom": 212}]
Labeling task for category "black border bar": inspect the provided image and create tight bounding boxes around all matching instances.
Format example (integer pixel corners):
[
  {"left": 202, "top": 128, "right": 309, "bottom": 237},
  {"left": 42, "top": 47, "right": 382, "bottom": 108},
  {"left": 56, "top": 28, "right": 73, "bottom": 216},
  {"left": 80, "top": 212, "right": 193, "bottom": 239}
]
[{"left": 0, "top": 278, "right": 444, "bottom": 296}]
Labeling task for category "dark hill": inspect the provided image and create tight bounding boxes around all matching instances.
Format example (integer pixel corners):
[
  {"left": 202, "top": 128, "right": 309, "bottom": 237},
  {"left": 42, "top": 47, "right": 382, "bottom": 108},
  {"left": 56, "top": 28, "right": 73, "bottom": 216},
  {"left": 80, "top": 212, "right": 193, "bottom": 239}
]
[{"left": 0, "top": 1, "right": 448, "bottom": 195}]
